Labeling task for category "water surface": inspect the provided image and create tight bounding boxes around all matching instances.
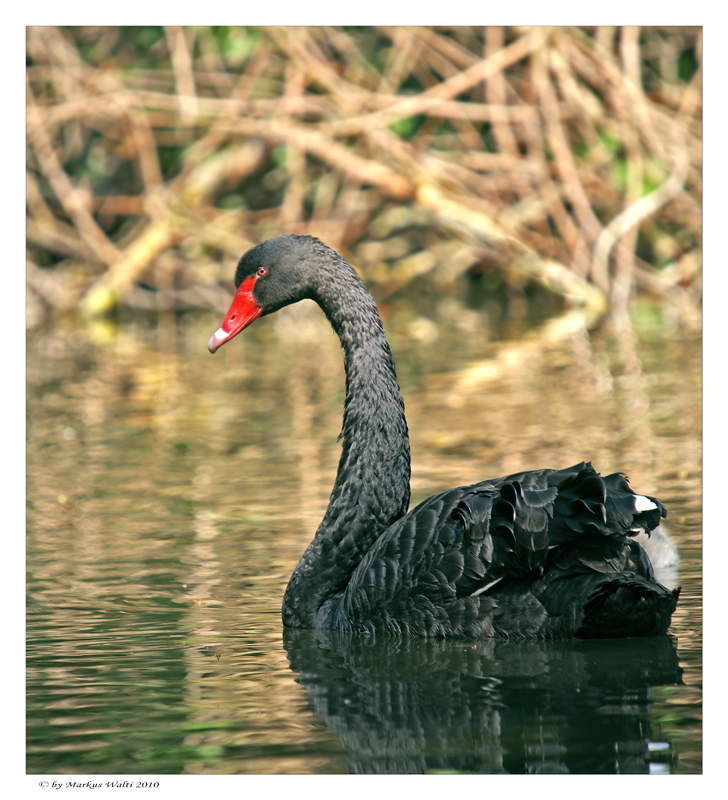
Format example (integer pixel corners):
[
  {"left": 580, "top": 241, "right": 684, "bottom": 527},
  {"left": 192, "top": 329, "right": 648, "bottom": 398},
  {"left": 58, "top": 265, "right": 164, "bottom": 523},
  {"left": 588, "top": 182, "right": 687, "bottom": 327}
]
[{"left": 26, "top": 301, "right": 702, "bottom": 774}]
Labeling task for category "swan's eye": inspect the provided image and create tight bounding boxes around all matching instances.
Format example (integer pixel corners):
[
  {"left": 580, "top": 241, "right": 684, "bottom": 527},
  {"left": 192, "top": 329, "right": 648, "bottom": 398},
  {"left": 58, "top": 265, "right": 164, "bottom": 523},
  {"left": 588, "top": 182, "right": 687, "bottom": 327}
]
[{"left": 257, "top": 267, "right": 268, "bottom": 277}]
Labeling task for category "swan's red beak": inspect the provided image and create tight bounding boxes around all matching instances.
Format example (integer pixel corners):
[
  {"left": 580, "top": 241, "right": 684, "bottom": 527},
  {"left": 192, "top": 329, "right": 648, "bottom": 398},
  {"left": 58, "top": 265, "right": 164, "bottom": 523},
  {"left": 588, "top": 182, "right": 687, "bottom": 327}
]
[{"left": 208, "top": 276, "right": 262, "bottom": 353}]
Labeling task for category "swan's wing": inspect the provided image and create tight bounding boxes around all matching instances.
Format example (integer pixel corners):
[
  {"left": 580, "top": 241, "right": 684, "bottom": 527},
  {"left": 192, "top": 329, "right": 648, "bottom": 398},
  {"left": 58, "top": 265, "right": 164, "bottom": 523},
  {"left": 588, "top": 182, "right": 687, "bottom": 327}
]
[
  {"left": 335, "top": 463, "right": 667, "bottom": 637},
  {"left": 337, "top": 478, "right": 555, "bottom": 635}
]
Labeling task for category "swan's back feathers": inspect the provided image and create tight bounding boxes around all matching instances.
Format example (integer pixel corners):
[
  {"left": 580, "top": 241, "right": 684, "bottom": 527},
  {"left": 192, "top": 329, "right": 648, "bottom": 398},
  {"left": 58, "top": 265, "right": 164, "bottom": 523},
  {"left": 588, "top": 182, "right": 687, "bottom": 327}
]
[{"left": 322, "top": 462, "right": 675, "bottom": 638}]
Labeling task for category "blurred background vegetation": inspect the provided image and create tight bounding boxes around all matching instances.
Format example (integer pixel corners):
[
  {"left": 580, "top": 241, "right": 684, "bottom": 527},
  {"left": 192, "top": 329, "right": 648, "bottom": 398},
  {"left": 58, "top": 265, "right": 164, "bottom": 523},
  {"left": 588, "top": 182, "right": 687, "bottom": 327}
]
[{"left": 26, "top": 25, "right": 702, "bottom": 332}]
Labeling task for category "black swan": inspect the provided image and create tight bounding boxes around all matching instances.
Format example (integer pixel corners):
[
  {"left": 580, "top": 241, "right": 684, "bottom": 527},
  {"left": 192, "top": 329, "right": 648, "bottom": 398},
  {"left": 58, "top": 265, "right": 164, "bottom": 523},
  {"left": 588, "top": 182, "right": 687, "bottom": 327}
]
[{"left": 208, "top": 235, "right": 679, "bottom": 639}]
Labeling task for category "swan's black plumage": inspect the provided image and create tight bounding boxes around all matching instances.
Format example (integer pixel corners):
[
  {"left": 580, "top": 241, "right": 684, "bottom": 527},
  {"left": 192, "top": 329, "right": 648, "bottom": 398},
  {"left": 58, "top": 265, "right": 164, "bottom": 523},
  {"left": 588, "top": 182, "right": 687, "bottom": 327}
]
[{"left": 209, "top": 234, "right": 679, "bottom": 639}]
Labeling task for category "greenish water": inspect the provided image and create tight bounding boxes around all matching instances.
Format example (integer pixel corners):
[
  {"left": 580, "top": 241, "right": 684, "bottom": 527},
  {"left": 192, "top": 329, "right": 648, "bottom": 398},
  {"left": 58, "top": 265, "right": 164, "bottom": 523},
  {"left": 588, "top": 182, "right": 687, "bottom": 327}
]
[{"left": 26, "top": 302, "right": 702, "bottom": 775}]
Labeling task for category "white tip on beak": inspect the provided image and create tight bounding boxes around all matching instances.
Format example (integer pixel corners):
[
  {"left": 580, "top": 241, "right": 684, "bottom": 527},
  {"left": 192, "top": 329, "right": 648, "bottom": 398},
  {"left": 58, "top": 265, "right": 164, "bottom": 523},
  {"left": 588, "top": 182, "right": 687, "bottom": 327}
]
[{"left": 208, "top": 327, "right": 228, "bottom": 354}]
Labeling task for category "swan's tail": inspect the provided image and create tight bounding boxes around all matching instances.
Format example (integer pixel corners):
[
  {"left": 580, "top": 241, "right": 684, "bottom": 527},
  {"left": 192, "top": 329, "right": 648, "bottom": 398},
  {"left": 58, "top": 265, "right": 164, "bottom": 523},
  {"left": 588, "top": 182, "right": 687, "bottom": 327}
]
[{"left": 576, "top": 574, "right": 680, "bottom": 639}]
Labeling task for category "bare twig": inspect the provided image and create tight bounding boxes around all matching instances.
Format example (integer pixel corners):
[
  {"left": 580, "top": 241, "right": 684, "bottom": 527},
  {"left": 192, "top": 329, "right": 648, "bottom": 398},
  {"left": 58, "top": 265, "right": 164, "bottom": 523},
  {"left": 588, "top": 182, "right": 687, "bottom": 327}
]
[
  {"left": 26, "top": 79, "right": 121, "bottom": 267},
  {"left": 164, "top": 26, "right": 199, "bottom": 123}
]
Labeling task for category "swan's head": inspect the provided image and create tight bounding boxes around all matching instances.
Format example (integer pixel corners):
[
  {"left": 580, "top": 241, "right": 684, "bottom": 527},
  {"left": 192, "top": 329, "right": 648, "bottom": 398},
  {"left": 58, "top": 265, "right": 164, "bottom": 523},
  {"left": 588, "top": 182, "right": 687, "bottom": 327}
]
[{"left": 208, "top": 235, "right": 326, "bottom": 353}]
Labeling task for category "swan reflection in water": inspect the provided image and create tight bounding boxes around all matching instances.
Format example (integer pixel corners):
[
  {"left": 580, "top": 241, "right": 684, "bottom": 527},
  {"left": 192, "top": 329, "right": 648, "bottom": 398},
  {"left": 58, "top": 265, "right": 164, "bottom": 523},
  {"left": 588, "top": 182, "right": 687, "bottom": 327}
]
[{"left": 283, "top": 630, "right": 682, "bottom": 774}]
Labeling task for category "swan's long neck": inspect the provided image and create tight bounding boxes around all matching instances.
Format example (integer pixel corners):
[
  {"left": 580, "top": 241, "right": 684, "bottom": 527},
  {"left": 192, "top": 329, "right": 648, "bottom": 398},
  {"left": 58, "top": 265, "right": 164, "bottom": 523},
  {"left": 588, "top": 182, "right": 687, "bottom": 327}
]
[{"left": 282, "top": 260, "right": 411, "bottom": 628}]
